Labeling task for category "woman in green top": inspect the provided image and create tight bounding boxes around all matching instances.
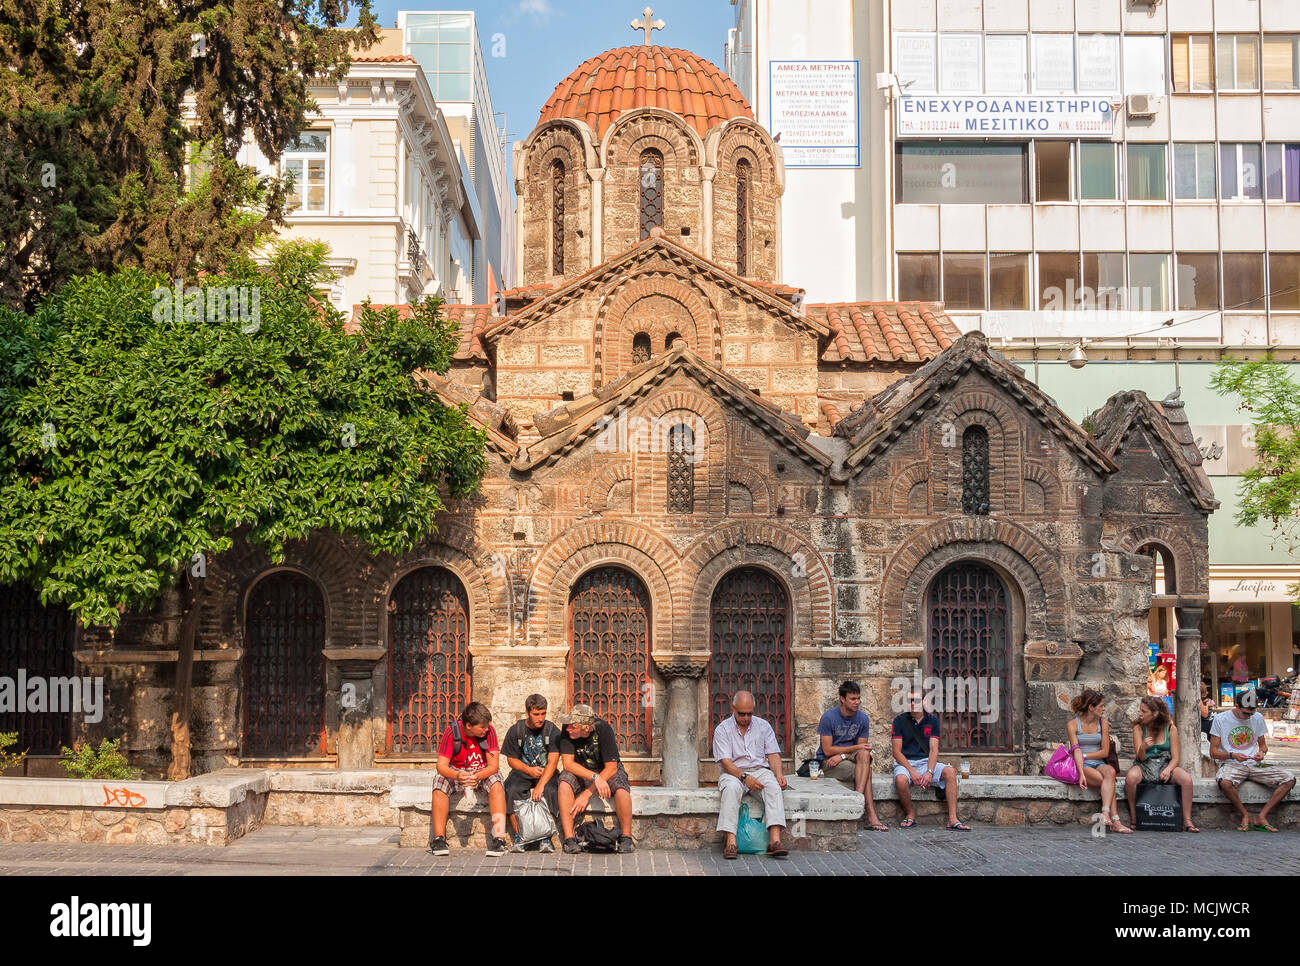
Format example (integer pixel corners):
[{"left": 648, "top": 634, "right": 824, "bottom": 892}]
[{"left": 1124, "top": 696, "right": 1198, "bottom": 832}]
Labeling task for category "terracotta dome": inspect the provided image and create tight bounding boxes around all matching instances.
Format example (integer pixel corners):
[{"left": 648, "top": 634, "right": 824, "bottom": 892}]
[{"left": 538, "top": 45, "right": 754, "bottom": 140}]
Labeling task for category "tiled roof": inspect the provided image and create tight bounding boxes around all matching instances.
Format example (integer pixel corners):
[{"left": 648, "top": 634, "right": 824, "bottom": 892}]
[
  {"left": 350, "top": 54, "right": 418, "bottom": 63},
  {"left": 538, "top": 46, "right": 753, "bottom": 139},
  {"left": 349, "top": 303, "right": 494, "bottom": 362},
  {"left": 810, "top": 302, "right": 959, "bottom": 364}
]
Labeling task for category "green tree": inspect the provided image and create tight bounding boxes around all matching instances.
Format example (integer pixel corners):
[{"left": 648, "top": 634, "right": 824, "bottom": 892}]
[
  {"left": 0, "top": 0, "right": 378, "bottom": 310},
  {"left": 1211, "top": 356, "right": 1300, "bottom": 551},
  {"left": 0, "top": 244, "right": 486, "bottom": 778}
]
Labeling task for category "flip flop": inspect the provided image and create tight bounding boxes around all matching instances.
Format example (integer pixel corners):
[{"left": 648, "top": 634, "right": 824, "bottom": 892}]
[
  {"left": 946, "top": 821, "right": 971, "bottom": 831},
  {"left": 1182, "top": 823, "right": 1201, "bottom": 833},
  {"left": 1236, "top": 821, "right": 1252, "bottom": 831},
  {"left": 1253, "top": 822, "right": 1279, "bottom": 833},
  {"left": 899, "top": 817, "right": 916, "bottom": 828},
  {"left": 866, "top": 822, "right": 889, "bottom": 832}
]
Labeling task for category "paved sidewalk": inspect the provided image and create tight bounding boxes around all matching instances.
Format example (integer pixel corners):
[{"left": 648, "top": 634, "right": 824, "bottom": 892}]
[{"left": 3, "top": 823, "right": 1296, "bottom": 875}]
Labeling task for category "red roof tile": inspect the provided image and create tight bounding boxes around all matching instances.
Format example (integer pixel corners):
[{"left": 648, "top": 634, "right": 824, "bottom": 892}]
[
  {"left": 538, "top": 46, "right": 753, "bottom": 139},
  {"left": 350, "top": 54, "right": 417, "bottom": 63},
  {"left": 810, "top": 302, "right": 959, "bottom": 364}
]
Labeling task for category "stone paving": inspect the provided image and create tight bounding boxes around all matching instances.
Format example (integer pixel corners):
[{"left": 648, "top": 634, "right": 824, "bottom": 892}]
[{"left": 3, "top": 823, "right": 1296, "bottom": 875}]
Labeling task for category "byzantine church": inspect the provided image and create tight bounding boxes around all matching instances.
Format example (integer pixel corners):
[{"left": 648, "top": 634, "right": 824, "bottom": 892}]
[{"left": 44, "top": 25, "right": 1215, "bottom": 783}]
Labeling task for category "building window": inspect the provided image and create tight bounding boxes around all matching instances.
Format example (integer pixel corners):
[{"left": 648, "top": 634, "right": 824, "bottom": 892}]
[
  {"left": 898, "top": 253, "right": 940, "bottom": 301},
  {"left": 1078, "top": 34, "right": 1120, "bottom": 92},
  {"left": 1032, "top": 34, "right": 1074, "bottom": 92},
  {"left": 1083, "top": 252, "right": 1126, "bottom": 308},
  {"left": 985, "top": 35, "right": 1027, "bottom": 93},
  {"left": 942, "top": 253, "right": 985, "bottom": 310},
  {"left": 989, "top": 254, "right": 1030, "bottom": 310},
  {"left": 1270, "top": 254, "right": 1300, "bottom": 310},
  {"left": 896, "top": 143, "right": 1027, "bottom": 204},
  {"left": 667, "top": 424, "right": 694, "bottom": 514},
  {"left": 1127, "top": 144, "right": 1167, "bottom": 201},
  {"left": 1038, "top": 253, "right": 1080, "bottom": 310},
  {"left": 1174, "top": 143, "right": 1217, "bottom": 200},
  {"left": 1034, "top": 141, "right": 1072, "bottom": 202},
  {"left": 1217, "top": 35, "right": 1260, "bottom": 91},
  {"left": 961, "top": 426, "right": 990, "bottom": 516},
  {"left": 639, "top": 149, "right": 664, "bottom": 239},
  {"left": 1123, "top": 35, "right": 1166, "bottom": 94},
  {"left": 1263, "top": 36, "right": 1300, "bottom": 90},
  {"left": 632, "top": 332, "right": 651, "bottom": 364},
  {"left": 551, "top": 160, "right": 565, "bottom": 275},
  {"left": 1172, "top": 35, "right": 1215, "bottom": 92},
  {"left": 939, "top": 34, "right": 982, "bottom": 92},
  {"left": 1265, "top": 144, "right": 1300, "bottom": 201},
  {"left": 736, "top": 159, "right": 751, "bottom": 275},
  {"left": 283, "top": 131, "right": 329, "bottom": 213},
  {"left": 1221, "top": 143, "right": 1264, "bottom": 201},
  {"left": 1223, "top": 253, "right": 1266, "bottom": 310},
  {"left": 1079, "top": 142, "right": 1117, "bottom": 200},
  {"left": 1175, "top": 254, "right": 1221, "bottom": 310},
  {"left": 1127, "top": 254, "right": 1170, "bottom": 311}
]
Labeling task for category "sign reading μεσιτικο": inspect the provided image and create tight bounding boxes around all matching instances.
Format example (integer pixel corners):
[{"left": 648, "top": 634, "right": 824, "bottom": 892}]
[{"left": 896, "top": 95, "right": 1114, "bottom": 138}]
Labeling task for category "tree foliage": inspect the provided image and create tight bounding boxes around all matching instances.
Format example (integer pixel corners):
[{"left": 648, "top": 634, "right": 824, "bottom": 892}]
[
  {"left": 1211, "top": 356, "right": 1300, "bottom": 549},
  {"left": 0, "top": 243, "right": 487, "bottom": 627},
  {"left": 0, "top": 0, "right": 378, "bottom": 310}
]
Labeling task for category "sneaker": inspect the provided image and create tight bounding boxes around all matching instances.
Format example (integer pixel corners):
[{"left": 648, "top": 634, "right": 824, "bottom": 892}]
[
  {"left": 562, "top": 836, "right": 582, "bottom": 854},
  {"left": 510, "top": 836, "right": 526, "bottom": 854},
  {"left": 616, "top": 835, "right": 636, "bottom": 854},
  {"left": 427, "top": 836, "right": 449, "bottom": 856},
  {"left": 538, "top": 837, "right": 555, "bottom": 854},
  {"left": 486, "top": 837, "right": 509, "bottom": 857}
]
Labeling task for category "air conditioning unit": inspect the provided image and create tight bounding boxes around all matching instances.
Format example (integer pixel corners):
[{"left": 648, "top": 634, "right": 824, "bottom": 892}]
[
  {"left": 1130, "top": 0, "right": 1161, "bottom": 7},
  {"left": 1126, "top": 94, "right": 1158, "bottom": 118}
]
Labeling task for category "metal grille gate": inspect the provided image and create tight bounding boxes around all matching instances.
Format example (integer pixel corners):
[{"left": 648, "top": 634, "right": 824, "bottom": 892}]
[
  {"left": 0, "top": 584, "right": 74, "bottom": 755},
  {"left": 568, "top": 568, "right": 651, "bottom": 754},
  {"left": 709, "top": 568, "right": 791, "bottom": 746},
  {"left": 388, "top": 567, "right": 470, "bottom": 754},
  {"left": 243, "top": 572, "right": 326, "bottom": 757},
  {"left": 926, "top": 562, "right": 1012, "bottom": 751}
]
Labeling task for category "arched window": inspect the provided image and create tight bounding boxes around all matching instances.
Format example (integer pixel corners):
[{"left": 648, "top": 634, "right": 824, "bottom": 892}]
[
  {"left": 667, "top": 422, "right": 695, "bottom": 513},
  {"left": 569, "top": 567, "right": 651, "bottom": 754},
  {"left": 664, "top": 331, "right": 682, "bottom": 350},
  {"left": 551, "top": 159, "right": 565, "bottom": 275},
  {"left": 244, "top": 572, "right": 327, "bottom": 757},
  {"left": 962, "top": 425, "right": 990, "bottom": 515},
  {"left": 632, "top": 331, "right": 651, "bottom": 364},
  {"left": 639, "top": 149, "right": 664, "bottom": 239},
  {"left": 735, "top": 159, "right": 751, "bottom": 275},
  {"left": 709, "top": 567, "right": 791, "bottom": 746}
]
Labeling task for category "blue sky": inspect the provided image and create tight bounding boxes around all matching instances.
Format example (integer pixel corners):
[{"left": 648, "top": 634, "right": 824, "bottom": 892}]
[{"left": 368, "top": 1, "right": 736, "bottom": 149}]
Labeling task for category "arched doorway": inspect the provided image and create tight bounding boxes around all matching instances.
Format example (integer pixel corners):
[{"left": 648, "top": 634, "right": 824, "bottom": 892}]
[
  {"left": 708, "top": 567, "right": 791, "bottom": 746},
  {"left": 0, "top": 584, "right": 75, "bottom": 755},
  {"left": 243, "top": 572, "right": 326, "bottom": 757},
  {"left": 926, "top": 561, "right": 1012, "bottom": 751},
  {"left": 388, "top": 567, "right": 470, "bottom": 754},
  {"left": 568, "top": 567, "right": 651, "bottom": 754}
]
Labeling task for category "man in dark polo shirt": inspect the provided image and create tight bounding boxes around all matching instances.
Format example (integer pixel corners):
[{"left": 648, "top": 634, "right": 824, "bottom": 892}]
[{"left": 891, "top": 689, "right": 969, "bottom": 831}]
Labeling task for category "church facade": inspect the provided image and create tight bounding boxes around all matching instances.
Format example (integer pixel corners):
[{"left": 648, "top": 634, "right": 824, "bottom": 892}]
[{"left": 6, "top": 38, "right": 1216, "bottom": 783}]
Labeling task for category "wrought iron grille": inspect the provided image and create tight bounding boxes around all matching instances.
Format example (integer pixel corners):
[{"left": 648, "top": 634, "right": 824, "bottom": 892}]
[
  {"left": 709, "top": 568, "right": 791, "bottom": 746},
  {"left": 551, "top": 160, "right": 565, "bottom": 276},
  {"left": 639, "top": 150, "right": 664, "bottom": 239},
  {"left": 667, "top": 423, "right": 694, "bottom": 513},
  {"left": 926, "top": 562, "right": 1012, "bottom": 751},
  {"left": 632, "top": 332, "right": 651, "bottom": 365},
  {"left": 388, "top": 567, "right": 470, "bottom": 754},
  {"left": 736, "top": 160, "right": 750, "bottom": 276},
  {"left": 568, "top": 567, "right": 651, "bottom": 754},
  {"left": 243, "top": 572, "right": 326, "bottom": 757},
  {"left": 962, "top": 425, "right": 990, "bottom": 515},
  {"left": 0, "top": 583, "right": 74, "bottom": 755},
  {"left": 405, "top": 226, "right": 427, "bottom": 276}
]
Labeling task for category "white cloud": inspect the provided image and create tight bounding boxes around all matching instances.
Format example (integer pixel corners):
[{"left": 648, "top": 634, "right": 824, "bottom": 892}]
[{"left": 515, "top": 0, "right": 554, "bottom": 21}]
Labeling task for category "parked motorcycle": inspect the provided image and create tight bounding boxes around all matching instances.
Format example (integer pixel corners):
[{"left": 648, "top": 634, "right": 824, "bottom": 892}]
[{"left": 1257, "top": 669, "right": 1295, "bottom": 708}]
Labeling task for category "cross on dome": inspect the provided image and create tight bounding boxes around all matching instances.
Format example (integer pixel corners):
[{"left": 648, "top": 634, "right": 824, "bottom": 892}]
[{"left": 630, "top": 6, "right": 665, "bottom": 45}]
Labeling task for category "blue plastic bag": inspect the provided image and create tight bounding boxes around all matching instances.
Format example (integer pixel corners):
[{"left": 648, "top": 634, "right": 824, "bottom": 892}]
[{"left": 736, "top": 803, "right": 767, "bottom": 854}]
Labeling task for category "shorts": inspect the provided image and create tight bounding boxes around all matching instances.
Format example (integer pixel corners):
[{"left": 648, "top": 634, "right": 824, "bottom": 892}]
[
  {"left": 821, "top": 751, "right": 867, "bottom": 782},
  {"left": 559, "top": 764, "right": 632, "bottom": 798},
  {"left": 503, "top": 770, "right": 560, "bottom": 815},
  {"left": 1216, "top": 760, "right": 1297, "bottom": 789},
  {"left": 893, "top": 758, "right": 949, "bottom": 790},
  {"left": 432, "top": 771, "right": 503, "bottom": 798}
]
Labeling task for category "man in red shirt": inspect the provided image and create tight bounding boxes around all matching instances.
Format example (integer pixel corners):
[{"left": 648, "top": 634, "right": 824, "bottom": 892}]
[{"left": 428, "top": 701, "right": 509, "bottom": 856}]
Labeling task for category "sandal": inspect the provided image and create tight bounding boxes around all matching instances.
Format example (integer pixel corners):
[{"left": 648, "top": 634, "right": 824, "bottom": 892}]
[
  {"left": 1182, "top": 823, "right": 1201, "bottom": 833},
  {"left": 866, "top": 822, "right": 889, "bottom": 832},
  {"left": 899, "top": 817, "right": 916, "bottom": 828},
  {"left": 723, "top": 841, "right": 738, "bottom": 859},
  {"left": 946, "top": 821, "right": 971, "bottom": 831},
  {"left": 1107, "top": 820, "right": 1134, "bottom": 834},
  {"left": 766, "top": 842, "right": 789, "bottom": 858},
  {"left": 1236, "top": 821, "right": 1252, "bottom": 832},
  {"left": 1254, "top": 822, "right": 1279, "bottom": 833}
]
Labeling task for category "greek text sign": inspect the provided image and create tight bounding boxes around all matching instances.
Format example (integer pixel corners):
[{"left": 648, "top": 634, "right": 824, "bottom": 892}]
[
  {"left": 897, "top": 95, "right": 1114, "bottom": 137},
  {"left": 769, "top": 60, "right": 860, "bottom": 167}
]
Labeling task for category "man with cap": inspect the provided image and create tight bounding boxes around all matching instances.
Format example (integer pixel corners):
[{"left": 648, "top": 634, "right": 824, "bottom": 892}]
[{"left": 556, "top": 704, "right": 635, "bottom": 853}]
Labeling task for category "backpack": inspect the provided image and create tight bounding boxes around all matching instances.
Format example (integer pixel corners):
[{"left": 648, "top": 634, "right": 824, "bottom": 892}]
[
  {"left": 451, "top": 723, "right": 489, "bottom": 761},
  {"left": 574, "top": 820, "right": 619, "bottom": 853}
]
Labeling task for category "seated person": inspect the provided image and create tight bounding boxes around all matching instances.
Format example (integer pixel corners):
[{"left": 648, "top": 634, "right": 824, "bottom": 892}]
[
  {"left": 1124, "top": 696, "right": 1198, "bottom": 832},
  {"left": 713, "top": 690, "right": 789, "bottom": 858},
  {"left": 1210, "top": 690, "right": 1297, "bottom": 833},
  {"left": 817, "top": 680, "right": 886, "bottom": 831},
  {"left": 891, "top": 690, "right": 969, "bottom": 831},
  {"left": 501, "top": 692, "right": 562, "bottom": 852},
  {"left": 556, "top": 704, "right": 635, "bottom": 854},
  {"left": 428, "top": 701, "right": 508, "bottom": 857},
  {"left": 1067, "top": 689, "right": 1130, "bottom": 834}
]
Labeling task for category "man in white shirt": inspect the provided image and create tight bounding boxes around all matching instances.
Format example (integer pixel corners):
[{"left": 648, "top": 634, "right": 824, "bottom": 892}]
[
  {"left": 713, "top": 690, "right": 789, "bottom": 859},
  {"left": 1210, "top": 689, "right": 1296, "bottom": 833}
]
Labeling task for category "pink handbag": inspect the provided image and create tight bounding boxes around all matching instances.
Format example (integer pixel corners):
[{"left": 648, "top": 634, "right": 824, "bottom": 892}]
[{"left": 1045, "top": 743, "right": 1081, "bottom": 784}]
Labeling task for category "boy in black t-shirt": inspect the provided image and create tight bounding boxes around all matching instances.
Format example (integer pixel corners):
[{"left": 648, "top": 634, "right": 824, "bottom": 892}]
[
  {"left": 501, "top": 693, "right": 562, "bottom": 852},
  {"left": 557, "top": 704, "right": 635, "bottom": 853}
]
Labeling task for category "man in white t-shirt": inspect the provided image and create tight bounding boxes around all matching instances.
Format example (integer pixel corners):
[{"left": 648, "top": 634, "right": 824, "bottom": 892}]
[{"left": 1209, "top": 690, "right": 1296, "bottom": 832}]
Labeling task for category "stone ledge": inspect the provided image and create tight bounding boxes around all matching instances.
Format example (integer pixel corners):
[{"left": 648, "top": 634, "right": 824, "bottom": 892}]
[
  {"left": 268, "top": 769, "right": 402, "bottom": 794},
  {"left": 0, "top": 778, "right": 168, "bottom": 809},
  {"left": 167, "top": 769, "right": 270, "bottom": 808},
  {"left": 856, "top": 773, "right": 1294, "bottom": 805}
]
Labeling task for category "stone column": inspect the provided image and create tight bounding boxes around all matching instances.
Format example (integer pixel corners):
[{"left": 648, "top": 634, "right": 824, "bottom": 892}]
[
  {"left": 1174, "top": 605, "right": 1206, "bottom": 776},
  {"left": 323, "top": 648, "right": 386, "bottom": 771},
  {"left": 588, "top": 166, "right": 605, "bottom": 266},
  {"left": 700, "top": 165, "right": 716, "bottom": 258},
  {"left": 656, "top": 661, "right": 707, "bottom": 788}
]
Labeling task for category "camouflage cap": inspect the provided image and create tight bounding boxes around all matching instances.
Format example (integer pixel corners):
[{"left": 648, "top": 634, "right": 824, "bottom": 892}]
[{"left": 561, "top": 704, "right": 596, "bottom": 727}]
